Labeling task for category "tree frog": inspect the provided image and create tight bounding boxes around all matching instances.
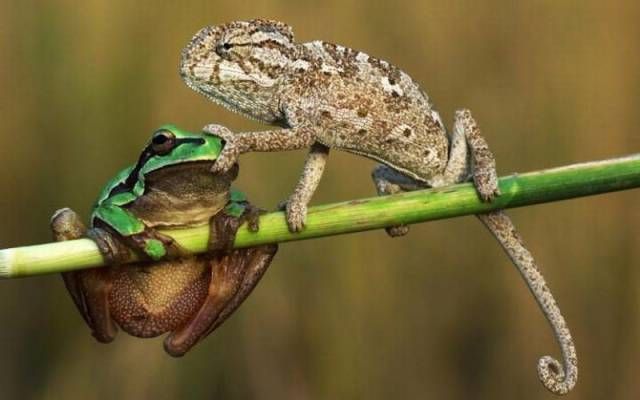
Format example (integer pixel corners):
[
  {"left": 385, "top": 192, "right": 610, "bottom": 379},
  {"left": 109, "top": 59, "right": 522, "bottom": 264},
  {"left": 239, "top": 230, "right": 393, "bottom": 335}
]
[{"left": 50, "top": 125, "right": 277, "bottom": 356}]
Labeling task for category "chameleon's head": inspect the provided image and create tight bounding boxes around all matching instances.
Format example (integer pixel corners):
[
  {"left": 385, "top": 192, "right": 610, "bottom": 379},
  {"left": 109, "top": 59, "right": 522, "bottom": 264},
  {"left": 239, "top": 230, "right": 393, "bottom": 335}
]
[{"left": 180, "top": 19, "right": 297, "bottom": 121}]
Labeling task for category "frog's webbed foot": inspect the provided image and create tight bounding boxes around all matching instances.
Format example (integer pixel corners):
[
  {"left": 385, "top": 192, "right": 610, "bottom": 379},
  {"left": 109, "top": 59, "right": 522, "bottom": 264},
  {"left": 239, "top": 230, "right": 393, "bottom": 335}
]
[
  {"left": 163, "top": 244, "right": 278, "bottom": 357},
  {"left": 203, "top": 124, "right": 240, "bottom": 174},
  {"left": 208, "top": 211, "right": 243, "bottom": 252},
  {"left": 51, "top": 208, "right": 119, "bottom": 343},
  {"left": 208, "top": 200, "right": 265, "bottom": 251},
  {"left": 127, "top": 228, "right": 186, "bottom": 261},
  {"left": 453, "top": 109, "right": 501, "bottom": 202},
  {"left": 87, "top": 227, "right": 134, "bottom": 265},
  {"left": 242, "top": 203, "right": 264, "bottom": 233}
]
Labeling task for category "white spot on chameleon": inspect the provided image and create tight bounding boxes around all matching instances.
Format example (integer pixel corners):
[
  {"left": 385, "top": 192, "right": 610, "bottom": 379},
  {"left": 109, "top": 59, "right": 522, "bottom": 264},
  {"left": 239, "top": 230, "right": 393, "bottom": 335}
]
[
  {"left": 355, "top": 52, "right": 369, "bottom": 63},
  {"left": 251, "top": 31, "right": 288, "bottom": 45},
  {"left": 321, "top": 63, "right": 342, "bottom": 74},
  {"left": 253, "top": 47, "right": 288, "bottom": 67},
  {"left": 291, "top": 59, "right": 311, "bottom": 71},
  {"left": 218, "top": 60, "right": 275, "bottom": 87},
  {"left": 193, "top": 64, "right": 214, "bottom": 80},
  {"left": 381, "top": 76, "right": 404, "bottom": 96}
]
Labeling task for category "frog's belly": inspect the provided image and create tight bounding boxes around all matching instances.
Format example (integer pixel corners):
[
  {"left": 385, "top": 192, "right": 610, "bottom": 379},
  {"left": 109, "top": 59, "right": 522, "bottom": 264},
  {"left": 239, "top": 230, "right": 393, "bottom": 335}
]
[{"left": 108, "top": 257, "right": 210, "bottom": 338}]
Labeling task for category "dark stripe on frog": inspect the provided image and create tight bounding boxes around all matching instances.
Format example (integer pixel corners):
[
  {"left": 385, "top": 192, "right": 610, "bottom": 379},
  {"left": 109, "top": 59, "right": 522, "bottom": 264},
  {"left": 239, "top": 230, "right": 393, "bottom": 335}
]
[{"left": 107, "top": 137, "right": 206, "bottom": 198}]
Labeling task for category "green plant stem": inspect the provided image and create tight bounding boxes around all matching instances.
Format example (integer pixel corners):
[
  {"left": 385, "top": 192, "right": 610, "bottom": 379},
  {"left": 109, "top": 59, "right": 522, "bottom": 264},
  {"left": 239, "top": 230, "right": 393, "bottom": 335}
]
[{"left": 1, "top": 154, "right": 639, "bottom": 279}]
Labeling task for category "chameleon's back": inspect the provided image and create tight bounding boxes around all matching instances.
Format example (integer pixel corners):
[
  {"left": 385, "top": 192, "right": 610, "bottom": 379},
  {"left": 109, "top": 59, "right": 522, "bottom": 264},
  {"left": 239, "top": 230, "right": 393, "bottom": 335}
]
[
  {"left": 286, "top": 40, "right": 451, "bottom": 182},
  {"left": 179, "top": 19, "right": 452, "bottom": 183}
]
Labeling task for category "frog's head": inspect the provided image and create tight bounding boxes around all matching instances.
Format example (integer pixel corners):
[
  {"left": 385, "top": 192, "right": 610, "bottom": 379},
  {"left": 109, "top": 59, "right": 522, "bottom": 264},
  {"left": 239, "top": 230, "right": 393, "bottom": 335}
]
[
  {"left": 180, "top": 19, "right": 297, "bottom": 122},
  {"left": 137, "top": 124, "right": 223, "bottom": 175},
  {"left": 95, "top": 125, "right": 231, "bottom": 205}
]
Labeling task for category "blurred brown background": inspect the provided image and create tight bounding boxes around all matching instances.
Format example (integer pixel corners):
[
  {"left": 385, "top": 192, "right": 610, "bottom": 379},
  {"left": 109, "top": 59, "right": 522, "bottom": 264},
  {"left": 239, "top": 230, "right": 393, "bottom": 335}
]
[{"left": 1, "top": 1, "right": 639, "bottom": 399}]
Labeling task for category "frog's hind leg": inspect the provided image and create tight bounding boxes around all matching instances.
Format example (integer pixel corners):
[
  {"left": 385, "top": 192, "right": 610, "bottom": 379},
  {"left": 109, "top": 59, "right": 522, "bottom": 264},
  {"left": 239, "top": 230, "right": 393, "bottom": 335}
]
[
  {"left": 51, "top": 208, "right": 118, "bottom": 343},
  {"left": 164, "top": 244, "right": 278, "bottom": 357}
]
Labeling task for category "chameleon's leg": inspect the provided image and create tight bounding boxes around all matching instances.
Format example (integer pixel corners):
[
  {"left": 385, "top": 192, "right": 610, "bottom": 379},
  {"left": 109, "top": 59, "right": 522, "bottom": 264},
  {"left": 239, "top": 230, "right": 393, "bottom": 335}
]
[
  {"left": 371, "top": 164, "right": 424, "bottom": 237},
  {"left": 279, "top": 142, "right": 330, "bottom": 232},
  {"left": 445, "top": 110, "right": 578, "bottom": 394},
  {"left": 202, "top": 124, "right": 318, "bottom": 174},
  {"left": 163, "top": 244, "right": 278, "bottom": 356},
  {"left": 51, "top": 208, "right": 119, "bottom": 343},
  {"left": 453, "top": 109, "right": 500, "bottom": 201}
]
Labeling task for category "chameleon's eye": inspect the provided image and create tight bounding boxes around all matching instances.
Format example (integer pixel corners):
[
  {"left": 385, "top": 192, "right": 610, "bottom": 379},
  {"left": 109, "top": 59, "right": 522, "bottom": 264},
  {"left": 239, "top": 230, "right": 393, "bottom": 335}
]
[
  {"left": 151, "top": 130, "right": 177, "bottom": 155},
  {"left": 215, "top": 42, "right": 232, "bottom": 57}
]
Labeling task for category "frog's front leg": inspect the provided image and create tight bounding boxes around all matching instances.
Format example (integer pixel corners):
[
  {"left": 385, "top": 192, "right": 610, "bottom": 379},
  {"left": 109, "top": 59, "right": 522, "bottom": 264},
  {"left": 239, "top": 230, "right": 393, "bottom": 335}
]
[
  {"left": 51, "top": 208, "right": 119, "bottom": 343},
  {"left": 202, "top": 124, "right": 319, "bottom": 174},
  {"left": 92, "top": 204, "right": 185, "bottom": 262}
]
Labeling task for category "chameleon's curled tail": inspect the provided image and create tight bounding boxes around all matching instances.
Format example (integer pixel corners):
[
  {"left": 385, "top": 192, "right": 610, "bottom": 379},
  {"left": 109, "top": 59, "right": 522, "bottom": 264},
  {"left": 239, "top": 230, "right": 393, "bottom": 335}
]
[{"left": 476, "top": 210, "right": 577, "bottom": 395}]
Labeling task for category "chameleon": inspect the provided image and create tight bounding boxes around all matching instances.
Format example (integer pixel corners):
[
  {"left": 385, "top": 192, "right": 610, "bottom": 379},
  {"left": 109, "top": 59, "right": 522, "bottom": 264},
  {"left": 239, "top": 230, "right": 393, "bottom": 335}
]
[{"left": 179, "top": 19, "right": 577, "bottom": 394}]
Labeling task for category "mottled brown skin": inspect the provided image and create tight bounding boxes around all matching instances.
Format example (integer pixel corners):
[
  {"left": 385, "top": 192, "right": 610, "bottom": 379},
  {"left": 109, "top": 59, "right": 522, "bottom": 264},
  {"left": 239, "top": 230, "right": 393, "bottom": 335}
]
[
  {"left": 180, "top": 19, "right": 577, "bottom": 393},
  {"left": 51, "top": 160, "right": 277, "bottom": 356}
]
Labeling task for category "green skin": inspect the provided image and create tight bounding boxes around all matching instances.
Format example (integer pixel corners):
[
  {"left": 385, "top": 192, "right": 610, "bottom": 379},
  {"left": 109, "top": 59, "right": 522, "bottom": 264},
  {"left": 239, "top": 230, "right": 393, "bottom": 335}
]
[
  {"left": 51, "top": 125, "right": 277, "bottom": 356},
  {"left": 90, "top": 124, "right": 251, "bottom": 261}
]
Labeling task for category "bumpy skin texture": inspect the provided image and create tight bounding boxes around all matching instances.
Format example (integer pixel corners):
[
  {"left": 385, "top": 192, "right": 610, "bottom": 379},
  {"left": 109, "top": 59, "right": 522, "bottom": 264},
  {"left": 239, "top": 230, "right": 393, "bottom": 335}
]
[{"left": 180, "top": 19, "right": 577, "bottom": 393}]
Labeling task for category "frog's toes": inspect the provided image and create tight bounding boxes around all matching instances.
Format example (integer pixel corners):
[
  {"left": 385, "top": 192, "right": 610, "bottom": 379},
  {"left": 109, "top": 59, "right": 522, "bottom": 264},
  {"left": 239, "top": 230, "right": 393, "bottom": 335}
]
[
  {"left": 87, "top": 228, "right": 132, "bottom": 265},
  {"left": 285, "top": 200, "right": 307, "bottom": 233},
  {"left": 243, "top": 205, "right": 264, "bottom": 233}
]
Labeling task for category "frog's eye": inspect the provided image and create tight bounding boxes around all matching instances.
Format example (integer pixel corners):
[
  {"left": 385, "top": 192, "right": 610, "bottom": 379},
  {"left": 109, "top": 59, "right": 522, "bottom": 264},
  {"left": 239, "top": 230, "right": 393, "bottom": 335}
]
[{"left": 151, "top": 130, "right": 177, "bottom": 155}]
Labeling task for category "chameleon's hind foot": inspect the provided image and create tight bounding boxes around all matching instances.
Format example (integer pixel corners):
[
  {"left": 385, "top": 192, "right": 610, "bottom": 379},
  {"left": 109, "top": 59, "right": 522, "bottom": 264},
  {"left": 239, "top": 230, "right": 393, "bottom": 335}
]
[{"left": 453, "top": 109, "right": 501, "bottom": 202}]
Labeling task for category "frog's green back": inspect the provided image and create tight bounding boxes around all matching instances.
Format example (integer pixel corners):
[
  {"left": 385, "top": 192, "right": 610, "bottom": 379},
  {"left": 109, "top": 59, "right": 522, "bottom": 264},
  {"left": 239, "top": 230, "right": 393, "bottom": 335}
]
[{"left": 94, "top": 165, "right": 135, "bottom": 207}]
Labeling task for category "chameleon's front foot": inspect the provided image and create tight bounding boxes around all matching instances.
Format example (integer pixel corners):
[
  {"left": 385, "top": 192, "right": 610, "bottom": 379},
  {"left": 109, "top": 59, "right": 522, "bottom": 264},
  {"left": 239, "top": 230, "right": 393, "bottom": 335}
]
[
  {"left": 203, "top": 124, "right": 241, "bottom": 173},
  {"left": 278, "top": 196, "right": 308, "bottom": 233}
]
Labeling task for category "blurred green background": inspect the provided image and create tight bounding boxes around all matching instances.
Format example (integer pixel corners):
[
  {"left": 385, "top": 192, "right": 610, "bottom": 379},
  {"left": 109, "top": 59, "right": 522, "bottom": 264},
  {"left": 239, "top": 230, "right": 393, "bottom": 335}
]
[{"left": 1, "top": 1, "right": 639, "bottom": 399}]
